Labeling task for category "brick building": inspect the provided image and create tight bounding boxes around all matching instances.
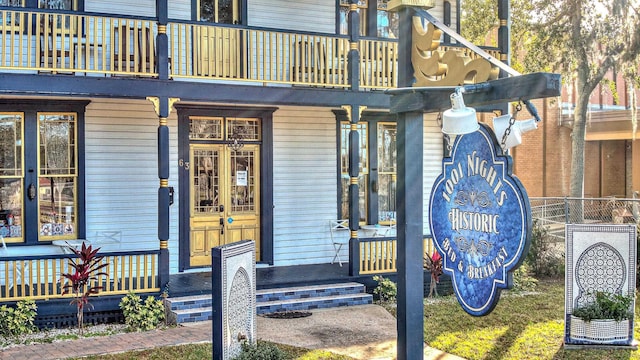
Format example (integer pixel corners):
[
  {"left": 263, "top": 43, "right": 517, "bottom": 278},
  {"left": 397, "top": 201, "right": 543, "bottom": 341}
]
[{"left": 486, "top": 74, "right": 639, "bottom": 198}]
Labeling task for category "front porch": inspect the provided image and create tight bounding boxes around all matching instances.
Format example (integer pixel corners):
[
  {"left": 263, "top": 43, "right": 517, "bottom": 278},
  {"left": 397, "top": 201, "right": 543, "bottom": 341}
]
[{"left": 0, "top": 235, "right": 448, "bottom": 327}]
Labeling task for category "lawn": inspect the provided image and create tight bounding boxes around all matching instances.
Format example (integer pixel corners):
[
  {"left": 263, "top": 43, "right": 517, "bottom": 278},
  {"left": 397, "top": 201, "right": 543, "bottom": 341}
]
[
  {"left": 78, "top": 343, "right": 354, "bottom": 360},
  {"left": 420, "top": 279, "right": 639, "bottom": 360}
]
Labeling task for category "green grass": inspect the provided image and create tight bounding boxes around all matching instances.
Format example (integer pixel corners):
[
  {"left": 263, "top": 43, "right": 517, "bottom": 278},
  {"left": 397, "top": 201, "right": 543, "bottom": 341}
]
[
  {"left": 420, "top": 279, "right": 639, "bottom": 360},
  {"left": 76, "top": 342, "right": 354, "bottom": 360}
]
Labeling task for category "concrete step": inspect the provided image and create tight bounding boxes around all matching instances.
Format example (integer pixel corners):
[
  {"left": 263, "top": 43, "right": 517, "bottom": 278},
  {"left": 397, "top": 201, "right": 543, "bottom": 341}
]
[{"left": 256, "top": 293, "right": 372, "bottom": 315}]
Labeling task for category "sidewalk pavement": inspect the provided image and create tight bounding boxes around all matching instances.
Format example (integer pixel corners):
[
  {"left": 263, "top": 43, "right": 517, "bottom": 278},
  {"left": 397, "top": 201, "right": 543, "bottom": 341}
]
[{"left": 0, "top": 304, "right": 464, "bottom": 360}]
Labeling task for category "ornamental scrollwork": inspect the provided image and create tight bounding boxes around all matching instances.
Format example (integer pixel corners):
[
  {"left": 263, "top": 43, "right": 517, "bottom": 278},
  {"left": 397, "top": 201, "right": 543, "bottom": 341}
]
[{"left": 411, "top": 18, "right": 499, "bottom": 86}]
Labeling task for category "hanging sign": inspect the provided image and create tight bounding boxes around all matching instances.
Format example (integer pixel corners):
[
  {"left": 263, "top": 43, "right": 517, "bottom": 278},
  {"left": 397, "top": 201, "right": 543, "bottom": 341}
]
[{"left": 429, "top": 123, "right": 531, "bottom": 316}]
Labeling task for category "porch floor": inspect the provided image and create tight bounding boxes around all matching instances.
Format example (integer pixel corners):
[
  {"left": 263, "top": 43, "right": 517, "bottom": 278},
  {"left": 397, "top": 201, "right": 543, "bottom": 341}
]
[{"left": 169, "top": 263, "right": 355, "bottom": 297}]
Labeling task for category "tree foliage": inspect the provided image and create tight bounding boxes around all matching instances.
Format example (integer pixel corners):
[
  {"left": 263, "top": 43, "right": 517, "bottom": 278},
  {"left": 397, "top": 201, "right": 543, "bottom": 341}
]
[
  {"left": 527, "top": 0, "right": 639, "bottom": 198},
  {"left": 462, "top": 0, "right": 640, "bottom": 199}
]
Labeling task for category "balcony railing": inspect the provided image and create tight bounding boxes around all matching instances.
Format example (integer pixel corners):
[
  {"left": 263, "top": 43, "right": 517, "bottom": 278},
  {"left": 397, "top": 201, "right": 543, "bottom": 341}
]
[
  {"left": 0, "top": 9, "right": 500, "bottom": 90},
  {"left": 0, "top": 249, "right": 159, "bottom": 302},
  {"left": 351, "top": 235, "right": 435, "bottom": 275}
]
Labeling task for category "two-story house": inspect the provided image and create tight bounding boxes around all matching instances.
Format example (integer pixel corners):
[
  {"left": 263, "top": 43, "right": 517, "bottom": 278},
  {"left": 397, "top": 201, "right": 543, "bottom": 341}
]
[{"left": 0, "top": 0, "right": 525, "bottom": 324}]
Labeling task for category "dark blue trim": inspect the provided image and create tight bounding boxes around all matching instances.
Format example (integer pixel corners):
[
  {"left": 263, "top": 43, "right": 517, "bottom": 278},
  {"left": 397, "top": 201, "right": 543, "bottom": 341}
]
[
  {"left": 211, "top": 250, "right": 223, "bottom": 360},
  {"left": 174, "top": 105, "right": 277, "bottom": 270},
  {"left": 0, "top": 73, "right": 390, "bottom": 110},
  {"left": 260, "top": 111, "right": 274, "bottom": 265},
  {"left": 443, "top": 1, "right": 451, "bottom": 43},
  {"left": 156, "top": 0, "right": 167, "bottom": 24},
  {"left": 395, "top": 7, "right": 424, "bottom": 360},
  {"left": 0, "top": 249, "right": 160, "bottom": 261},
  {"left": 0, "top": 100, "right": 89, "bottom": 244},
  {"left": 158, "top": 125, "right": 170, "bottom": 179}
]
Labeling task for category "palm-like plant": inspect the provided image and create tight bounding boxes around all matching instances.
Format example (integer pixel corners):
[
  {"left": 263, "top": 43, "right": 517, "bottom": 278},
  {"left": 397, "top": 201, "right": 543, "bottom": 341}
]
[{"left": 60, "top": 242, "right": 108, "bottom": 334}]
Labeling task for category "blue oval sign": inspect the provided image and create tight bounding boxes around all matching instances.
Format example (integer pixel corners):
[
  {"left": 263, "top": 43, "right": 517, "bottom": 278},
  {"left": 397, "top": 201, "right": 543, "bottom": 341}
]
[{"left": 429, "top": 123, "right": 531, "bottom": 316}]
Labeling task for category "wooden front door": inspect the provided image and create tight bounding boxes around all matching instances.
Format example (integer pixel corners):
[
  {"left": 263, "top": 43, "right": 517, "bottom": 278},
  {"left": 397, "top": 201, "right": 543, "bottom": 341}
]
[{"left": 189, "top": 144, "right": 260, "bottom": 267}]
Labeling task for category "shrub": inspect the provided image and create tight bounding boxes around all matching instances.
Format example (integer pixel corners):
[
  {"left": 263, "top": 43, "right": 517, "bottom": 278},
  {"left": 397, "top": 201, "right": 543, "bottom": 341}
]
[
  {"left": 119, "top": 292, "right": 165, "bottom": 331},
  {"left": 231, "top": 340, "right": 287, "bottom": 360},
  {"left": 525, "top": 220, "right": 564, "bottom": 278},
  {"left": 0, "top": 299, "right": 37, "bottom": 337},
  {"left": 572, "top": 291, "right": 634, "bottom": 322},
  {"left": 372, "top": 275, "right": 397, "bottom": 303},
  {"left": 511, "top": 262, "right": 538, "bottom": 292},
  {"left": 60, "top": 243, "right": 109, "bottom": 335}
]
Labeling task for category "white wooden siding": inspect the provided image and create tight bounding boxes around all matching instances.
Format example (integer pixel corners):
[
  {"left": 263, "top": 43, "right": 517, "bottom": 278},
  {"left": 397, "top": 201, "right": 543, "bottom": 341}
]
[
  {"left": 423, "top": 113, "right": 443, "bottom": 235},
  {"left": 84, "top": 99, "right": 179, "bottom": 272},
  {"left": 249, "top": 0, "right": 335, "bottom": 33},
  {"left": 85, "top": 0, "right": 156, "bottom": 17},
  {"left": 272, "top": 106, "right": 338, "bottom": 266},
  {"left": 168, "top": 0, "right": 191, "bottom": 21}
]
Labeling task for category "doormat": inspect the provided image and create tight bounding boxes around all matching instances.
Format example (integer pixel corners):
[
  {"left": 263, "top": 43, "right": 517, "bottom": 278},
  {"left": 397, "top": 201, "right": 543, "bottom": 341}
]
[{"left": 261, "top": 311, "right": 312, "bottom": 319}]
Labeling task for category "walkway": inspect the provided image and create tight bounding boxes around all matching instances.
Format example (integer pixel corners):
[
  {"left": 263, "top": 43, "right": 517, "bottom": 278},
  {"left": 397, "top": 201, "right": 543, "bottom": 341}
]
[{"left": 1, "top": 305, "right": 464, "bottom": 360}]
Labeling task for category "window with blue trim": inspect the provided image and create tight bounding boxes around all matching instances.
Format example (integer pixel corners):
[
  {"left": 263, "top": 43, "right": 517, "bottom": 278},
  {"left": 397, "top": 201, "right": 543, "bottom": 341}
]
[{"left": 0, "top": 101, "right": 86, "bottom": 244}]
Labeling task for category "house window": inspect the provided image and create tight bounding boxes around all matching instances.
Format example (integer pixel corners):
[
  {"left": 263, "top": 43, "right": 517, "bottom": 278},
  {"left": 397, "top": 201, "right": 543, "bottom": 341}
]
[
  {"left": 0, "top": 113, "right": 23, "bottom": 240},
  {"left": 376, "top": 0, "right": 398, "bottom": 38},
  {"left": 377, "top": 122, "right": 396, "bottom": 222},
  {"left": 38, "top": 0, "right": 76, "bottom": 10},
  {"left": 38, "top": 113, "right": 77, "bottom": 240},
  {"left": 0, "top": 101, "right": 86, "bottom": 244},
  {"left": 199, "top": 0, "right": 240, "bottom": 24},
  {"left": 339, "top": 0, "right": 367, "bottom": 36},
  {"left": 338, "top": 115, "right": 396, "bottom": 224},
  {"left": 0, "top": 0, "right": 23, "bottom": 7},
  {"left": 339, "top": 0, "right": 397, "bottom": 38},
  {"left": 340, "top": 121, "right": 367, "bottom": 222}
]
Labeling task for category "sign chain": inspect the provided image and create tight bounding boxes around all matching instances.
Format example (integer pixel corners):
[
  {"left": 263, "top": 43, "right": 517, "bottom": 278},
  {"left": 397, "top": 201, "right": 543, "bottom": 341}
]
[{"left": 500, "top": 102, "right": 523, "bottom": 151}]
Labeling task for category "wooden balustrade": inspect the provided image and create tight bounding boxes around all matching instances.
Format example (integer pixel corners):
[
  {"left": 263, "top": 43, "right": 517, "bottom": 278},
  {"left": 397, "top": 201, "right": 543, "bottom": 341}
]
[
  {"left": 0, "top": 10, "right": 156, "bottom": 76},
  {"left": 0, "top": 251, "right": 159, "bottom": 302},
  {"left": 356, "top": 236, "right": 435, "bottom": 275},
  {"left": 0, "top": 9, "right": 500, "bottom": 88}
]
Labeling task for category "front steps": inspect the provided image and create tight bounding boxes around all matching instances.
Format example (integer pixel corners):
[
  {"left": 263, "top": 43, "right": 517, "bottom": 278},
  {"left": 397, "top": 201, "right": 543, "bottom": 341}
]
[{"left": 164, "top": 282, "right": 372, "bottom": 324}]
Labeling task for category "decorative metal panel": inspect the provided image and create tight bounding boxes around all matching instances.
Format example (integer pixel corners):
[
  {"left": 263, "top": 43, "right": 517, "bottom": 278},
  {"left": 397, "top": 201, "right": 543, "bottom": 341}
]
[
  {"left": 565, "top": 224, "right": 636, "bottom": 346},
  {"left": 212, "top": 240, "right": 256, "bottom": 360}
]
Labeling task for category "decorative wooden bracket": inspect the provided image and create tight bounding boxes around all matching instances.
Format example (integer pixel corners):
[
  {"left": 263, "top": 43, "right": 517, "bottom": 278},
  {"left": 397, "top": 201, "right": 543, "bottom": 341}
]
[{"left": 412, "top": 20, "right": 499, "bottom": 87}]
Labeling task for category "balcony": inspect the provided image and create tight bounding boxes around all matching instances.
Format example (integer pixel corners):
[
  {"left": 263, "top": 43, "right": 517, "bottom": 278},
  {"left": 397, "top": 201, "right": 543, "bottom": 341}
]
[{"left": 0, "top": 9, "right": 500, "bottom": 90}]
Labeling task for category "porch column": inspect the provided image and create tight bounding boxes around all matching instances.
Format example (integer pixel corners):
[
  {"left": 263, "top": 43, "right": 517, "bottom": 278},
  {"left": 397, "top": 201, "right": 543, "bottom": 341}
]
[
  {"left": 497, "top": 0, "right": 510, "bottom": 71},
  {"left": 347, "top": 0, "right": 360, "bottom": 92},
  {"left": 147, "top": 96, "right": 179, "bottom": 291},
  {"left": 342, "top": 104, "right": 365, "bottom": 277},
  {"left": 156, "top": 0, "right": 169, "bottom": 80},
  {"left": 393, "top": 4, "right": 424, "bottom": 360},
  {"left": 497, "top": 0, "right": 510, "bottom": 115}
]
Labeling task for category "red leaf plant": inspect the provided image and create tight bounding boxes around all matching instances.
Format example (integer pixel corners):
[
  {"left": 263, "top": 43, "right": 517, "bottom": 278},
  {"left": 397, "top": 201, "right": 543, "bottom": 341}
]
[
  {"left": 424, "top": 250, "right": 443, "bottom": 298},
  {"left": 60, "top": 242, "right": 109, "bottom": 334}
]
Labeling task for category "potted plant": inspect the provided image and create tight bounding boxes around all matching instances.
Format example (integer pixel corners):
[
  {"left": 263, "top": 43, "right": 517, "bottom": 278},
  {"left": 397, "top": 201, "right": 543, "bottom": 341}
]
[{"left": 570, "top": 291, "right": 635, "bottom": 344}]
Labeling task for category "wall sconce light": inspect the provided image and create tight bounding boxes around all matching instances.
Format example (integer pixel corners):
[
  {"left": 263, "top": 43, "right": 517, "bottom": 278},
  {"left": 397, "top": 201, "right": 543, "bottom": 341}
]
[
  {"left": 441, "top": 88, "right": 479, "bottom": 135},
  {"left": 492, "top": 115, "right": 538, "bottom": 150}
]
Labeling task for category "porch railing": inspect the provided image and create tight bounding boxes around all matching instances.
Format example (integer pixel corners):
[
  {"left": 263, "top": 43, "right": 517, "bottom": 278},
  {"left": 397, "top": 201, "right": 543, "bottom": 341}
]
[
  {"left": 0, "top": 10, "right": 157, "bottom": 76},
  {"left": 351, "top": 235, "right": 435, "bottom": 276},
  {"left": 0, "top": 9, "right": 500, "bottom": 90},
  {"left": 0, "top": 250, "right": 159, "bottom": 302}
]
